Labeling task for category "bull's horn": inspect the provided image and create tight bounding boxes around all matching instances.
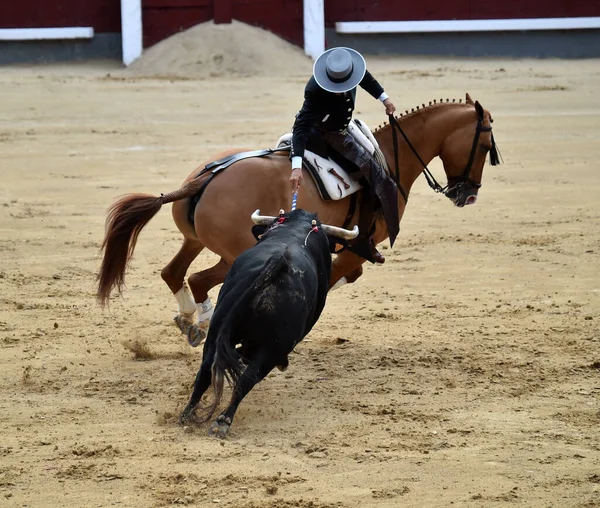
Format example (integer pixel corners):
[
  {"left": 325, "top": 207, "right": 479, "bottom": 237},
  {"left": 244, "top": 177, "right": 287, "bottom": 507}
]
[
  {"left": 321, "top": 224, "right": 359, "bottom": 240},
  {"left": 251, "top": 209, "right": 277, "bottom": 226}
]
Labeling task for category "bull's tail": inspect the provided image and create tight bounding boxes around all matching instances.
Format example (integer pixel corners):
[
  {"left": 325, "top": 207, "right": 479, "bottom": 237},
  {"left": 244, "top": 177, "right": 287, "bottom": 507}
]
[
  {"left": 96, "top": 178, "right": 208, "bottom": 307},
  {"left": 201, "top": 250, "right": 288, "bottom": 420}
]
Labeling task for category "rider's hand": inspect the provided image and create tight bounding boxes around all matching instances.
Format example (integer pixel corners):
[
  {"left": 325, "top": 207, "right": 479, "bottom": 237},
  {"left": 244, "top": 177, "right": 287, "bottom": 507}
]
[
  {"left": 383, "top": 98, "right": 396, "bottom": 115},
  {"left": 290, "top": 168, "right": 303, "bottom": 193}
]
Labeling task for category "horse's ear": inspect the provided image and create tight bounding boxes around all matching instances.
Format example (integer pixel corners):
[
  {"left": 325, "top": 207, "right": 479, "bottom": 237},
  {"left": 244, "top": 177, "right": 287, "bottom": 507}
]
[
  {"left": 465, "top": 93, "right": 474, "bottom": 105},
  {"left": 474, "top": 100, "right": 484, "bottom": 120}
]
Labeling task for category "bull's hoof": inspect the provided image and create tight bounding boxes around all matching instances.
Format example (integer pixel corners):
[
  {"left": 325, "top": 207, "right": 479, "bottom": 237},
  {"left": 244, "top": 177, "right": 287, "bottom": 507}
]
[
  {"left": 276, "top": 356, "right": 289, "bottom": 372},
  {"left": 179, "top": 406, "right": 196, "bottom": 426},
  {"left": 174, "top": 313, "right": 194, "bottom": 335},
  {"left": 208, "top": 415, "right": 231, "bottom": 439},
  {"left": 187, "top": 320, "right": 210, "bottom": 348}
]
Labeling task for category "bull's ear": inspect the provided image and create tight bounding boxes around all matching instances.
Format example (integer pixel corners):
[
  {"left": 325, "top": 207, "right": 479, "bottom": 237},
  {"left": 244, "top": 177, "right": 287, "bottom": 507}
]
[{"left": 475, "top": 100, "right": 484, "bottom": 120}]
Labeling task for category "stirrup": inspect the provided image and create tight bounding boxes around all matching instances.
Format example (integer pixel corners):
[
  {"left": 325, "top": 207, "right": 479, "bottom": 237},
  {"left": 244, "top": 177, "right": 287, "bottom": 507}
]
[
  {"left": 346, "top": 237, "right": 384, "bottom": 264},
  {"left": 370, "top": 246, "right": 385, "bottom": 264}
]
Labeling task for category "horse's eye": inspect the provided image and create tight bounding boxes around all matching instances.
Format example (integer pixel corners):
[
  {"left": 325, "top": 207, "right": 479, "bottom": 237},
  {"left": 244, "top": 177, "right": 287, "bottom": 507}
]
[{"left": 480, "top": 145, "right": 490, "bottom": 153}]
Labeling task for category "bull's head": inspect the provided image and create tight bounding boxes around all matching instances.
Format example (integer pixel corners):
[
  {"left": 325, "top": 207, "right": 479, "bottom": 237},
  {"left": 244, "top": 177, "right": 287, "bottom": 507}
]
[{"left": 251, "top": 209, "right": 358, "bottom": 240}]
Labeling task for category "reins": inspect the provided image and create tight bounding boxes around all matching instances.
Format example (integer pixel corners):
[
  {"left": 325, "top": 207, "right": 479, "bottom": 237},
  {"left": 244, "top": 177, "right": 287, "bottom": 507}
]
[{"left": 388, "top": 114, "right": 445, "bottom": 199}]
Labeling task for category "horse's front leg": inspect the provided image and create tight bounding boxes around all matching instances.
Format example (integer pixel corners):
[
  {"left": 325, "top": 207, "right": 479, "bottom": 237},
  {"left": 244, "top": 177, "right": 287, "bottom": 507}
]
[{"left": 329, "top": 251, "right": 366, "bottom": 291}]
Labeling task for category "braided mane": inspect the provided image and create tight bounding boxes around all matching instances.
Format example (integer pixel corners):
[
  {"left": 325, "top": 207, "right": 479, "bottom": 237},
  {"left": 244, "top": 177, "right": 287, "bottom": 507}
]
[{"left": 373, "top": 98, "right": 470, "bottom": 133}]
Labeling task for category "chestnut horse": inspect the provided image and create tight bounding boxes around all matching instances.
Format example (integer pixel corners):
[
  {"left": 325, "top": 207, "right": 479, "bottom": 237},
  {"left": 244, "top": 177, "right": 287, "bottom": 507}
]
[{"left": 97, "top": 93, "right": 499, "bottom": 344}]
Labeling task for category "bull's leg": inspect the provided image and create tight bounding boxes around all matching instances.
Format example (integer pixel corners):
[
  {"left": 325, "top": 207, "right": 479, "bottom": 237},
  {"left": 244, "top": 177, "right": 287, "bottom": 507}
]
[
  {"left": 179, "top": 338, "right": 217, "bottom": 425},
  {"left": 208, "top": 352, "right": 277, "bottom": 439},
  {"left": 185, "top": 258, "right": 231, "bottom": 347},
  {"left": 330, "top": 250, "right": 366, "bottom": 291},
  {"left": 161, "top": 238, "right": 205, "bottom": 332}
]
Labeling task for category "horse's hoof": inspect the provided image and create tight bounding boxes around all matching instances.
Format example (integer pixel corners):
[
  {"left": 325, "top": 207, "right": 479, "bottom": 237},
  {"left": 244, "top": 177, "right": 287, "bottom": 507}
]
[
  {"left": 187, "top": 319, "right": 210, "bottom": 347},
  {"left": 208, "top": 415, "right": 231, "bottom": 439},
  {"left": 174, "top": 314, "right": 194, "bottom": 335},
  {"left": 187, "top": 324, "right": 207, "bottom": 347}
]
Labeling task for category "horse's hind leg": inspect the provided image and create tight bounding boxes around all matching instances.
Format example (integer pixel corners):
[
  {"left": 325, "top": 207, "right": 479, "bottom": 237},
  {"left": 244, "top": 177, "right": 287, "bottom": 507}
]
[
  {"left": 160, "top": 238, "right": 204, "bottom": 333},
  {"left": 185, "top": 258, "right": 231, "bottom": 347}
]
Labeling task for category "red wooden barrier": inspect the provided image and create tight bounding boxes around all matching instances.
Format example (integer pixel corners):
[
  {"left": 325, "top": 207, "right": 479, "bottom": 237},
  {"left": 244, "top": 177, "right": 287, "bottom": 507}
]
[
  {"left": 3, "top": 0, "right": 599, "bottom": 50},
  {"left": 0, "top": 0, "right": 120, "bottom": 32},
  {"left": 215, "top": 0, "right": 233, "bottom": 23}
]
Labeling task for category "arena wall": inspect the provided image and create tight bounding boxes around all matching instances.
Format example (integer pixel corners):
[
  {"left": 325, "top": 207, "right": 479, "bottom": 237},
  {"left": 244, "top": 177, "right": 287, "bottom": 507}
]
[
  {"left": 141, "top": 0, "right": 303, "bottom": 48},
  {"left": 0, "top": 0, "right": 122, "bottom": 63},
  {"left": 324, "top": 0, "right": 600, "bottom": 58},
  {"left": 1, "top": 0, "right": 600, "bottom": 64}
]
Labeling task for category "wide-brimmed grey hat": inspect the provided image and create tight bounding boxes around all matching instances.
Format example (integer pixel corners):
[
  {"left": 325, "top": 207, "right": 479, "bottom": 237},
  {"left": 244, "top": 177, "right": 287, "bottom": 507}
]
[{"left": 313, "top": 47, "right": 367, "bottom": 93}]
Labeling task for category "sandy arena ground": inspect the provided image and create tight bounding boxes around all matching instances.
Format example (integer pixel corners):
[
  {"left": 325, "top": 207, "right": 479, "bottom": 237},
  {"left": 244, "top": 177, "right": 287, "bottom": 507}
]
[{"left": 1, "top": 56, "right": 599, "bottom": 507}]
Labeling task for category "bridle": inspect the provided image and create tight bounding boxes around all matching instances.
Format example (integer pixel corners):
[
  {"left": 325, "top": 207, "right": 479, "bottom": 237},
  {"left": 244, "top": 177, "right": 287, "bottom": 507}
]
[{"left": 388, "top": 113, "right": 496, "bottom": 202}]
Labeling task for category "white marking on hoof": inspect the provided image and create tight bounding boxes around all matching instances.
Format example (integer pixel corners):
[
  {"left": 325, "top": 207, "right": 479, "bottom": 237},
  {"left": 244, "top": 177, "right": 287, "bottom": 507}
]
[
  {"left": 175, "top": 284, "right": 196, "bottom": 316},
  {"left": 196, "top": 297, "right": 214, "bottom": 323},
  {"left": 189, "top": 315, "right": 212, "bottom": 347},
  {"left": 197, "top": 319, "right": 210, "bottom": 334},
  {"left": 330, "top": 276, "right": 348, "bottom": 291}
]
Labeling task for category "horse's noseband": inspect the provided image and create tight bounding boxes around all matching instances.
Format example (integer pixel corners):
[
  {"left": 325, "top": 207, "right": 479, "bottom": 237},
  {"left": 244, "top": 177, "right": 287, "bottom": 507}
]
[{"left": 444, "top": 120, "right": 491, "bottom": 196}]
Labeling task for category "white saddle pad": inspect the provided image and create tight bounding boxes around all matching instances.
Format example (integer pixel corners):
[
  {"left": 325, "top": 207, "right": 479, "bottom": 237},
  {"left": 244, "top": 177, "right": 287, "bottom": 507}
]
[
  {"left": 276, "top": 118, "right": 382, "bottom": 201},
  {"left": 302, "top": 150, "right": 362, "bottom": 200}
]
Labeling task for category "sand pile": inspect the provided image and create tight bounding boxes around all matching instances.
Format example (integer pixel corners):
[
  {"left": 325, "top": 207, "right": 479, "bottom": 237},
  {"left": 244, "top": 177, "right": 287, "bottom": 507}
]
[{"left": 128, "top": 21, "right": 313, "bottom": 78}]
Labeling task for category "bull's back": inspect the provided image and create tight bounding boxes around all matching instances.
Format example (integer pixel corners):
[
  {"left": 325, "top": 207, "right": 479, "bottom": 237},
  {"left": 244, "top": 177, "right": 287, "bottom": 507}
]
[
  {"left": 245, "top": 269, "right": 319, "bottom": 350},
  {"left": 210, "top": 244, "right": 322, "bottom": 347}
]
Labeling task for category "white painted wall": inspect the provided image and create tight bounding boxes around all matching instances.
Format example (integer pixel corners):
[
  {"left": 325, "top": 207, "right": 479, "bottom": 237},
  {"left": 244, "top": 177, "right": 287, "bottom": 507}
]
[
  {"left": 336, "top": 17, "right": 600, "bottom": 34},
  {"left": 0, "top": 27, "right": 93, "bottom": 41},
  {"left": 121, "top": 0, "right": 142, "bottom": 66},
  {"left": 304, "top": 0, "right": 325, "bottom": 60}
]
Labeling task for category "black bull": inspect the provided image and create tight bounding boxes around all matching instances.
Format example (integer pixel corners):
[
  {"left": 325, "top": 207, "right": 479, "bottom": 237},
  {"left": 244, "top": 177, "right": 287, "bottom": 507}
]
[{"left": 179, "top": 209, "right": 358, "bottom": 438}]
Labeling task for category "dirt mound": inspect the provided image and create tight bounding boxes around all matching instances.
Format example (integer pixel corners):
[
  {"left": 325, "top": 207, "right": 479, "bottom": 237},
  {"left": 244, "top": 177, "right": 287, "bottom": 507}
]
[{"left": 128, "top": 20, "right": 313, "bottom": 78}]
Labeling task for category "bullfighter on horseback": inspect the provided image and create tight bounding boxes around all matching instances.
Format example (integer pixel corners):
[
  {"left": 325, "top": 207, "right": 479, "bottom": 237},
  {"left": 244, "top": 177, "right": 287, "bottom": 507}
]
[{"left": 290, "top": 47, "right": 399, "bottom": 264}]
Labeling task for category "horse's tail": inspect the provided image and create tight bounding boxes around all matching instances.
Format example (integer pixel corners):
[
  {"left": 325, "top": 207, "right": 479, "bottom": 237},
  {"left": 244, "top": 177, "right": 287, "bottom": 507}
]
[{"left": 96, "top": 178, "right": 207, "bottom": 307}]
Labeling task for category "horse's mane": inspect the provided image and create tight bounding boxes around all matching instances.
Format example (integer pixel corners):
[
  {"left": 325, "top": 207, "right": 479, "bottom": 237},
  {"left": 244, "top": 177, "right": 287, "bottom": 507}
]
[{"left": 373, "top": 98, "right": 470, "bottom": 133}]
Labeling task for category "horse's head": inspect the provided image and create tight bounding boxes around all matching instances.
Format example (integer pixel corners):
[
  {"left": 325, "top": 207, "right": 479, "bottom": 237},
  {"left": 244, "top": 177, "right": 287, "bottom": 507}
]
[{"left": 439, "top": 93, "right": 501, "bottom": 207}]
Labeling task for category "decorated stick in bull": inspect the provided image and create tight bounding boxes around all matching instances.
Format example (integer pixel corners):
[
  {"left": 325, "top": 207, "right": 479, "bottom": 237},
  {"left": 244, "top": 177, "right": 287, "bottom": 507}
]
[{"left": 291, "top": 191, "right": 298, "bottom": 211}]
